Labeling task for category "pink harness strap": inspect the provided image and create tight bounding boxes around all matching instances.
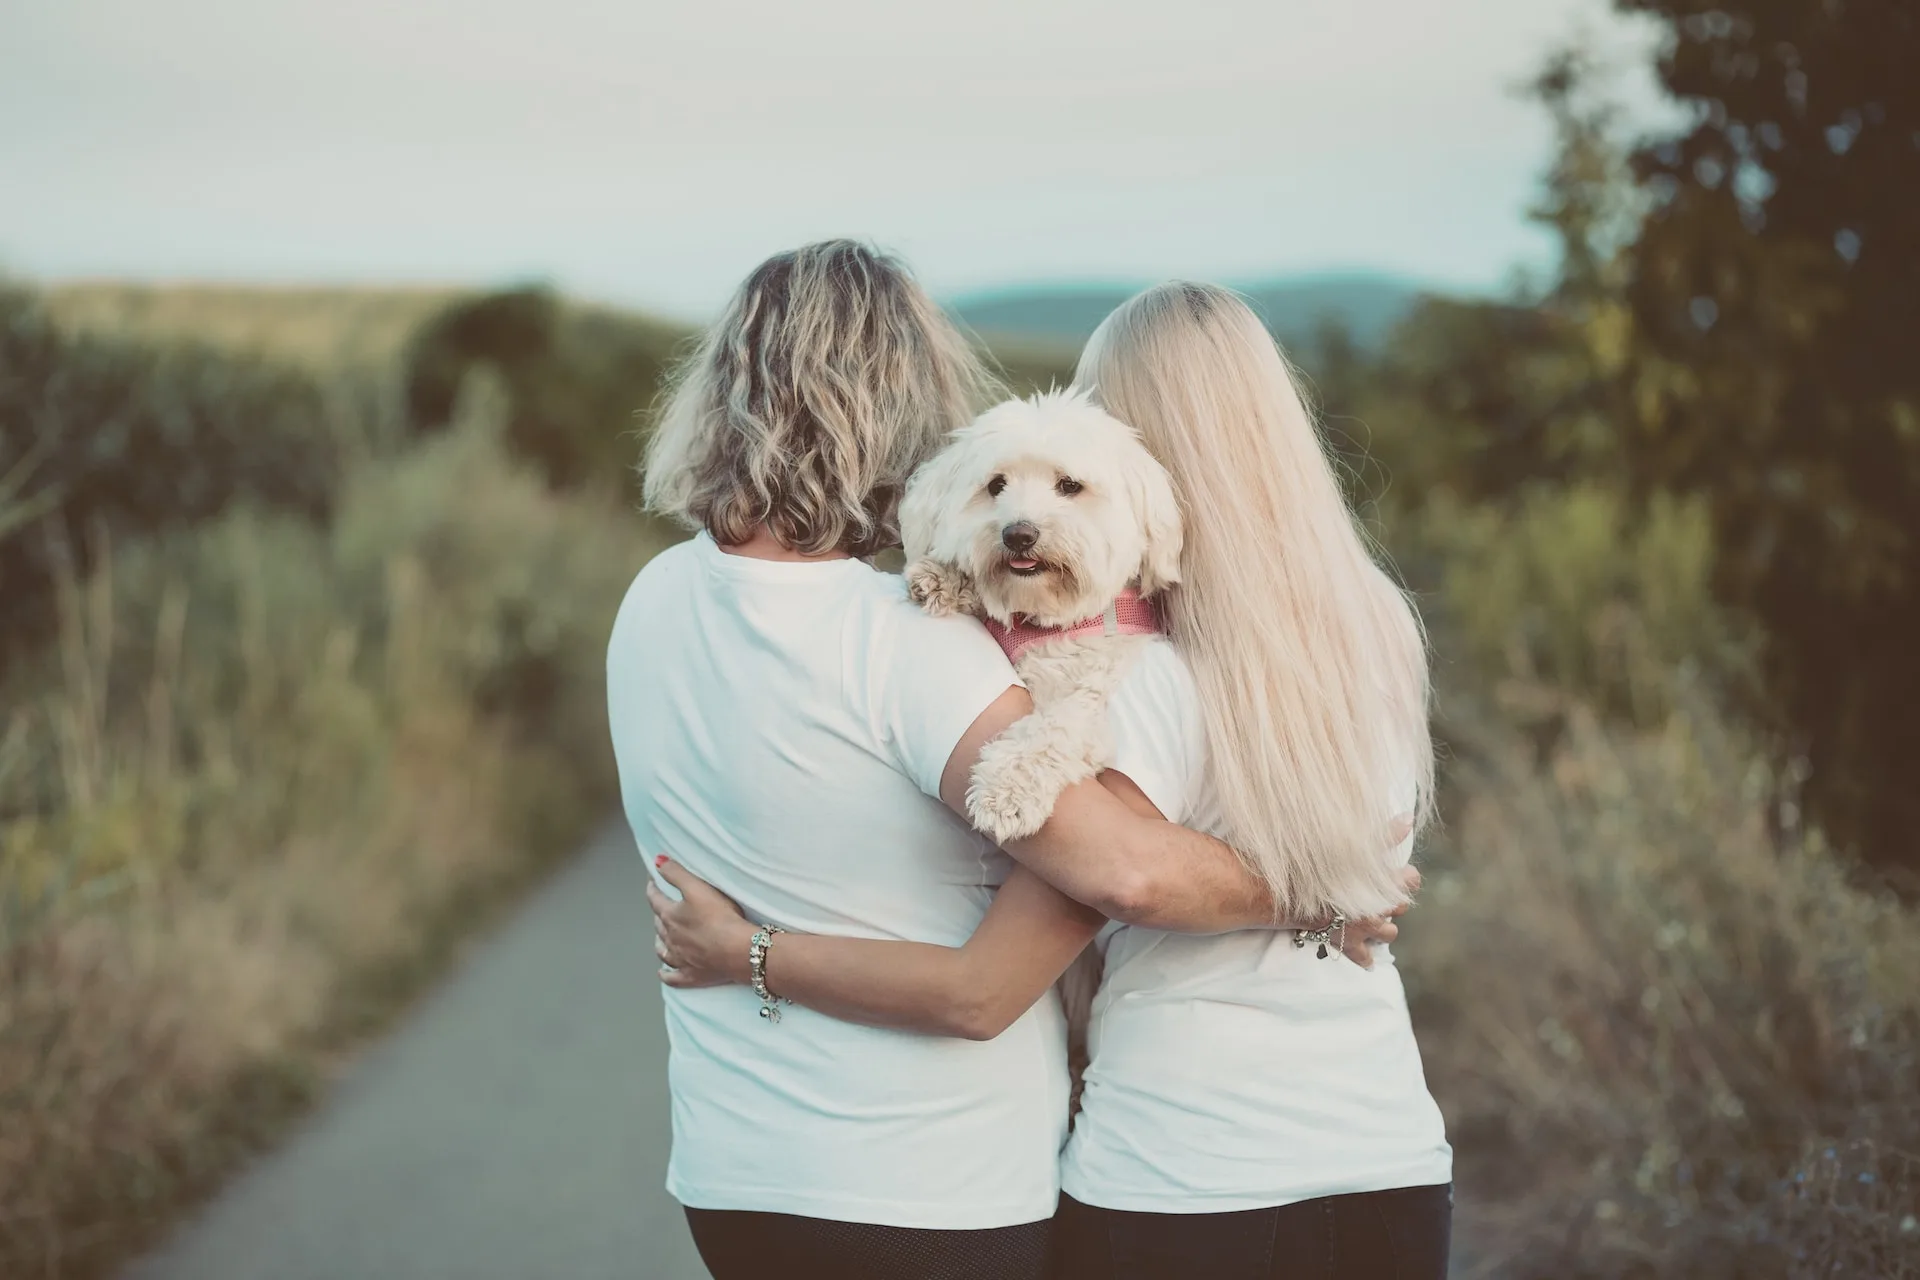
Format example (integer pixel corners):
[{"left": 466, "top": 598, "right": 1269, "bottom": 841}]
[{"left": 981, "top": 586, "right": 1162, "bottom": 664}]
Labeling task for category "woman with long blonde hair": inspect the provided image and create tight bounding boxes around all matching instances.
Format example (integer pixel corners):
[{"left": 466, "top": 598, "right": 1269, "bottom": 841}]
[
  {"left": 1051, "top": 282, "right": 1450, "bottom": 1276},
  {"left": 650, "top": 279, "right": 1448, "bottom": 1278},
  {"left": 617, "top": 248, "right": 1341, "bottom": 1280}
]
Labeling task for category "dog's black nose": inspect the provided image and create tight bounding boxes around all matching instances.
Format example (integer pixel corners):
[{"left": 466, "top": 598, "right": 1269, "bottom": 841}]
[{"left": 1001, "top": 522, "right": 1039, "bottom": 554}]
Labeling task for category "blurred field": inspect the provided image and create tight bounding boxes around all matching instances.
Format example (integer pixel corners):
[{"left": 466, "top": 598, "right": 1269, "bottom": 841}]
[
  {"left": 44, "top": 282, "right": 470, "bottom": 371},
  {"left": 1, "top": 287, "right": 672, "bottom": 1277},
  {"left": 6, "top": 4, "right": 1913, "bottom": 1277},
  {"left": 9, "top": 118, "right": 1920, "bottom": 1275}
]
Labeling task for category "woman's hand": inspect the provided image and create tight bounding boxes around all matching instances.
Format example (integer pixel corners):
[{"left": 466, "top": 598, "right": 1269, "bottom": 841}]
[
  {"left": 647, "top": 856, "right": 760, "bottom": 990},
  {"left": 1297, "top": 865, "right": 1421, "bottom": 969}
]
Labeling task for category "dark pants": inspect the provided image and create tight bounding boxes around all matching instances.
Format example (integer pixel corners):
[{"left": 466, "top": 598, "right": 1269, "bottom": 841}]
[
  {"left": 1051, "top": 1184, "right": 1452, "bottom": 1280},
  {"left": 684, "top": 1206, "right": 1053, "bottom": 1280}
]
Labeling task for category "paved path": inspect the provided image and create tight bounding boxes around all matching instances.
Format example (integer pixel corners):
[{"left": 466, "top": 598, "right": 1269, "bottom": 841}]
[{"left": 126, "top": 823, "right": 708, "bottom": 1280}]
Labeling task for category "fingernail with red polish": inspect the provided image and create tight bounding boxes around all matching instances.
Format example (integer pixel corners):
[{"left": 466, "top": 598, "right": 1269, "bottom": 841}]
[{"left": 654, "top": 855, "right": 668, "bottom": 868}]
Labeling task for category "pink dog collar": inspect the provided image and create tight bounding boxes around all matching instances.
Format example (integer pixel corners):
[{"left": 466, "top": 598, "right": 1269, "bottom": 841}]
[{"left": 981, "top": 586, "right": 1162, "bottom": 664}]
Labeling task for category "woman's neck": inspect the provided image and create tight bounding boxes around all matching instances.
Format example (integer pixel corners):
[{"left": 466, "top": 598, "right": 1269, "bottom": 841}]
[{"left": 717, "top": 525, "right": 854, "bottom": 563}]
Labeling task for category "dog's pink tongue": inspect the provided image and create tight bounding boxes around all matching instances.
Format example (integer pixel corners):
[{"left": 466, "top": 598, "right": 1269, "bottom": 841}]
[{"left": 1010, "top": 557, "right": 1039, "bottom": 570}]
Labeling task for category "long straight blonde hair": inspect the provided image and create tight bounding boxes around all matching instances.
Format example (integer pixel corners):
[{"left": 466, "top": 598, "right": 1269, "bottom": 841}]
[{"left": 1078, "top": 282, "right": 1433, "bottom": 917}]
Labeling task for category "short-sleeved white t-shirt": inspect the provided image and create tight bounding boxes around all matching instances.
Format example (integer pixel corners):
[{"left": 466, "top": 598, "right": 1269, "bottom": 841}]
[
  {"left": 1059, "top": 638, "right": 1452, "bottom": 1212},
  {"left": 607, "top": 533, "right": 1066, "bottom": 1229}
]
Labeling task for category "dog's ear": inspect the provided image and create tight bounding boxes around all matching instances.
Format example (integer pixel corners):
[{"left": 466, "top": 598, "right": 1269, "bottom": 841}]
[
  {"left": 900, "top": 442, "right": 969, "bottom": 563},
  {"left": 1126, "top": 451, "right": 1184, "bottom": 595}
]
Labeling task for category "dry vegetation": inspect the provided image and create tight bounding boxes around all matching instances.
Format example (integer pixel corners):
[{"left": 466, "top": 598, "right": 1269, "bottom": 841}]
[
  {"left": 1403, "top": 687, "right": 1919, "bottom": 1278},
  {"left": 1, "top": 292, "right": 666, "bottom": 1277},
  {"left": 1386, "top": 489, "right": 1920, "bottom": 1279}
]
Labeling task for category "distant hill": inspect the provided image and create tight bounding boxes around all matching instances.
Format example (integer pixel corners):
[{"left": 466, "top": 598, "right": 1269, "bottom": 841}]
[{"left": 950, "top": 272, "right": 1429, "bottom": 351}]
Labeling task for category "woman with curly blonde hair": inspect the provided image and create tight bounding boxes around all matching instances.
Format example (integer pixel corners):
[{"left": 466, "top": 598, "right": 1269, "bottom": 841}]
[
  {"left": 1049, "top": 283, "right": 1449, "bottom": 1279},
  {"left": 613, "top": 244, "right": 1303, "bottom": 1280}
]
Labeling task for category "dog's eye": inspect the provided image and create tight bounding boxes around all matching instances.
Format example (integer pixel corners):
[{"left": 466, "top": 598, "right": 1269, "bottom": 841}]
[
  {"left": 1056, "top": 477, "right": 1084, "bottom": 497},
  {"left": 986, "top": 474, "right": 1007, "bottom": 497}
]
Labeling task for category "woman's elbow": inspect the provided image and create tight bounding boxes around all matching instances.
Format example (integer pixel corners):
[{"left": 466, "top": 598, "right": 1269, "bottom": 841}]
[
  {"left": 951, "top": 1016, "right": 1007, "bottom": 1042},
  {"left": 1090, "top": 863, "right": 1167, "bottom": 928},
  {"left": 941, "top": 996, "right": 1017, "bottom": 1042},
  {"left": 929, "top": 982, "right": 1032, "bottom": 1040}
]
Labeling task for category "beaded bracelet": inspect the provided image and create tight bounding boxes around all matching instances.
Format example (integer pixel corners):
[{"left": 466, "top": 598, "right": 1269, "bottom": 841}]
[
  {"left": 749, "top": 925, "right": 789, "bottom": 1023},
  {"left": 1293, "top": 913, "right": 1348, "bottom": 960}
]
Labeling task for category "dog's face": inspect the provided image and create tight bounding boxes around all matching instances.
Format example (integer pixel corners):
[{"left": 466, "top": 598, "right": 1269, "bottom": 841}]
[{"left": 901, "top": 391, "right": 1183, "bottom": 627}]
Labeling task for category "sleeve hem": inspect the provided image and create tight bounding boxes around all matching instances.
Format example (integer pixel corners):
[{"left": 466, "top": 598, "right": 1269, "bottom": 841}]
[
  {"left": 912, "top": 670, "right": 1023, "bottom": 801},
  {"left": 1102, "top": 763, "right": 1183, "bottom": 825}
]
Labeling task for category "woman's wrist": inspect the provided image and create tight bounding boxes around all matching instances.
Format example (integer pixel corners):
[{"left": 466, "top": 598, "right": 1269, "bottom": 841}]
[{"left": 721, "top": 918, "right": 759, "bottom": 985}]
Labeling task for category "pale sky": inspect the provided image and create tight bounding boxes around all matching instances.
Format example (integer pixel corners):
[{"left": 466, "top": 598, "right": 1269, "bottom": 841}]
[{"left": 1, "top": 0, "right": 1667, "bottom": 318}]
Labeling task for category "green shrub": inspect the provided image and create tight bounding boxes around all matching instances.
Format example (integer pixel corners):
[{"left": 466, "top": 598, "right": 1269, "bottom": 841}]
[
  {"left": 0, "top": 286, "right": 339, "bottom": 654},
  {"left": 1399, "top": 482, "right": 1747, "bottom": 726},
  {"left": 402, "top": 286, "right": 687, "bottom": 490}
]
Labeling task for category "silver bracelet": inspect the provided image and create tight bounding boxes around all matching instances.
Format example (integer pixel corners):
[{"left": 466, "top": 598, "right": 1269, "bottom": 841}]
[
  {"left": 749, "top": 925, "right": 788, "bottom": 1023},
  {"left": 1293, "top": 913, "right": 1348, "bottom": 960}
]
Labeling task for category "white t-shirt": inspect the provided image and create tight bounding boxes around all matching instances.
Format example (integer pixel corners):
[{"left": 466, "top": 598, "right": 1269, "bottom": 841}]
[
  {"left": 607, "top": 533, "right": 1066, "bottom": 1229},
  {"left": 1059, "top": 638, "right": 1452, "bottom": 1212}
]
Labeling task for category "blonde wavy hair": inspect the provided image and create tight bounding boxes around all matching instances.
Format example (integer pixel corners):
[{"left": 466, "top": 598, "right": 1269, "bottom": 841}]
[
  {"left": 644, "top": 240, "right": 999, "bottom": 556},
  {"left": 1078, "top": 283, "right": 1434, "bottom": 917}
]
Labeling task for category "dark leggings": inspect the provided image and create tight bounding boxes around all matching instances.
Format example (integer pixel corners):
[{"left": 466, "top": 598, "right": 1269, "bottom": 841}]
[
  {"left": 684, "top": 1207, "right": 1053, "bottom": 1280},
  {"left": 1051, "top": 1184, "right": 1452, "bottom": 1280}
]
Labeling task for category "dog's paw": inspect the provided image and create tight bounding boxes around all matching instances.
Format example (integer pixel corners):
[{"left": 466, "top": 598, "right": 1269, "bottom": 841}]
[
  {"left": 905, "top": 559, "right": 977, "bottom": 617},
  {"left": 966, "top": 714, "right": 1102, "bottom": 842},
  {"left": 967, "top": 767, "right": 1056, "bottom": 843}
]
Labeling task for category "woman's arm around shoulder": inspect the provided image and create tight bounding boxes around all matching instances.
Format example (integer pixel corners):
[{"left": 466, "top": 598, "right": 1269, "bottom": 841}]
[{"left": 943, "top": 688, "right": 1280, "bottom": 932}]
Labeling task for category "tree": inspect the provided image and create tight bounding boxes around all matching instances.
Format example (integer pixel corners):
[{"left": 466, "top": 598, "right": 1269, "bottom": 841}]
[{"left": 1614, "top": 0, "right": 1920, "bottom": 870}]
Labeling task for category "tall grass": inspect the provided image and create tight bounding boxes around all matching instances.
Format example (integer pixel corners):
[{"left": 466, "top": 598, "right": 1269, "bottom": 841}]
[
  {"left": 1407, "top": 686, "right": 1919, "bottom": 1278},
  {"left": 1394, "top": 483, "right": 1920, "bottom": 1278},
  {"left": 0, "top": 394, "right": 663, "bottom": 1276}
]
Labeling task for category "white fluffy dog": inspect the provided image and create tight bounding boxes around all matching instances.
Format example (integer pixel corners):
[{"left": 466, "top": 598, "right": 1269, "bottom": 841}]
[{"left": 900, "top": 389, "right": 1183, "bottom": 842}]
